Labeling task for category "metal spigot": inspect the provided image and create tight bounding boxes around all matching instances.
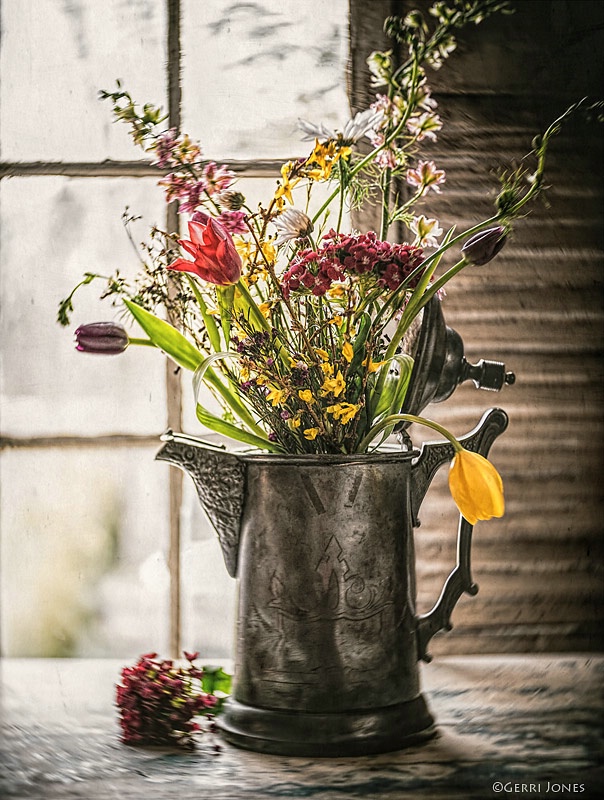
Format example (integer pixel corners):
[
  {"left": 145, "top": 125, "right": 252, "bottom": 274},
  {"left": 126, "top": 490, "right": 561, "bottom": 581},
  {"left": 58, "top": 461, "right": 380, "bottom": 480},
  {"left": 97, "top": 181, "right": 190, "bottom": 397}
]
[{"left": 461, "top": 358, "right": 516, "bottom": 392}]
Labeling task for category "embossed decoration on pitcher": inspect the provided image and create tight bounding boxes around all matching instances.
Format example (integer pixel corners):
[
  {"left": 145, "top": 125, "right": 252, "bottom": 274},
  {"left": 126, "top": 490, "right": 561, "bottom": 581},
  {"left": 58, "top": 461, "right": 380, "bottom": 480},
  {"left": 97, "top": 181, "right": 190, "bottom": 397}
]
[{"left": 156, "top": 407, "right": 508, "bottom": 756}]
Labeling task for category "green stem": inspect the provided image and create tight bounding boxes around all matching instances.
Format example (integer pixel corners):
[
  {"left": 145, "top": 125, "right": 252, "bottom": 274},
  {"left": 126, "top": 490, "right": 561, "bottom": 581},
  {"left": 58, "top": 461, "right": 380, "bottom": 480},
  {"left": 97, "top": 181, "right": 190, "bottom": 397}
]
[
  {"left": 236, "top": 279, "right": 271, "bottom": 332},
  {"left": 356, "top": 412, "right": 462, "bottom": 454},
  {"left": 380, "top": 167, "right": 392, "bottom": 240},
  {"left": 127, "top": 337, "right": 156, "bottom": 347},
  {"left": 311, "top": 113, "right": 410, "bottom": 226}
]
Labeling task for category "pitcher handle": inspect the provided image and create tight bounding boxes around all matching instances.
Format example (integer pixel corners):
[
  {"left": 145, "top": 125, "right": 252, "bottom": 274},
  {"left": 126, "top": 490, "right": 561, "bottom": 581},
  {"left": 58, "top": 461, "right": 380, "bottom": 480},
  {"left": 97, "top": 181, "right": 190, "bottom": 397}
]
[{"left": 413, "top": 408, "right": 508, "bottom": 662}]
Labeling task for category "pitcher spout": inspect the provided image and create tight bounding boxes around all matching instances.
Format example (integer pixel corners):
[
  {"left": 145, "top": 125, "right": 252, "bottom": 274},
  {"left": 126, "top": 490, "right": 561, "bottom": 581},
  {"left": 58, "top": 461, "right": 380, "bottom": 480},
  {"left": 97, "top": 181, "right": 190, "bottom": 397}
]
[{"left": 155, "top": 431, "right": 247, "bottom": 578}]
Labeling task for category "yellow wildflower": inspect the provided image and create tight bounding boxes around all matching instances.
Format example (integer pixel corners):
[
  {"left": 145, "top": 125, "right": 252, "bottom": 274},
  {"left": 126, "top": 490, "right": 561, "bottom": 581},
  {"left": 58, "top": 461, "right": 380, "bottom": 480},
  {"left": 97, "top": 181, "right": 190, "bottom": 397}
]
[
  {"left": 314, "top": 348, "right": 330, "bottom": 361},
  {"left": 363, "top": 356, "right": 387, "bottom": 373},
  {"left": 298, "top": 389, "right": 315, "bottom": 405},
  {"left": 275, "top": 161, "right": 299, "bottom": 205},
  {"left": 240, "top": 366, "right": 250, "bottom": 381},
  {"left": 261, "top": 240, "right": 276, "bottom": 265},
  {"left": 448, "top": 450, "right": 505, "bottom": 525},
  {"left": 327, "top": 402, "right": 360, "bottom": 424},
  {"left": 303, "top": 427, "right": 320, "bottom": 440},
  {"left": 328, "top": 315, "right": 344, "bottom": 328},
  {"left": 320, "top": 370, "right": 345, "bottom": 398},
  {"left": 342, "top": 341, "right": 354, "bottom": 363},
  {"left": 305, "top": 140, "right": 338, "bottom": 181},
  {"left": 258, "top": 302, "right": 272, "bottom": 318},
  {"left": 327, "top": 284, "right": 346, "bottom": 299},
  {"left": 289, "top": 415, "right": 302, "bottom": 429},
  {"left": 267, "top": 387, "right": 287, "bottom": 406},
  {"left": 255, "top": 374, "right": 268, "bottom": 386},
  {"left": 234, "top": 237, "right": 254, "bottom": 264},
  {"left": 321, "top": 362, "right": 334, "bottom": 376}
]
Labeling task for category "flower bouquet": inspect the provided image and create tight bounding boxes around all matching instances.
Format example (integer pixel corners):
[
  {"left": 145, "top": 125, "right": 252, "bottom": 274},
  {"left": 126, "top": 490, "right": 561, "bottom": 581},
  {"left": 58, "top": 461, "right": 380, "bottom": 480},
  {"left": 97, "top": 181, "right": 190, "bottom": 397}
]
[
  {"left": 116, "top": 651, "right": 231, "bottom": 749},
  {"left": 58, "top": 0, "right": 580, "bottom": 525}
]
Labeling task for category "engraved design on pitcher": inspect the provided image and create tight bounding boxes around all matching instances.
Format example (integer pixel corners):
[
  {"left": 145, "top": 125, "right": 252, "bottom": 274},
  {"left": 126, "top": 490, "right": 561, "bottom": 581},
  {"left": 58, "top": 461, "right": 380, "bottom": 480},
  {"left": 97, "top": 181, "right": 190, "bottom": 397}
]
[
  {"left": 244, "top": 535, "right": 400, "bottom": 692},
  {"left": 268, "top": 535, "right": 393, "bottom": 622}
]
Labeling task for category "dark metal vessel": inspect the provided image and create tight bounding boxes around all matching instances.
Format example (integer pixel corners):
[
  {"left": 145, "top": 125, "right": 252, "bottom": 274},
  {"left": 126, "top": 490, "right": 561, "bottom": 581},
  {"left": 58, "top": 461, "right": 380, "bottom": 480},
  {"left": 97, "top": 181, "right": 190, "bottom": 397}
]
[{"left": 157, "top": 408, "right": 507, "bottom": 756}]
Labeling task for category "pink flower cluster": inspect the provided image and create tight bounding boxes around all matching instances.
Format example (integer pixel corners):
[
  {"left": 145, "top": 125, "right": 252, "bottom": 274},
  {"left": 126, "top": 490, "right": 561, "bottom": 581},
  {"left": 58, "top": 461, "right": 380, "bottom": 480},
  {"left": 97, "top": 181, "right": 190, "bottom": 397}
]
[
  {"left": 151, "top": 130, "right": 246, "bottom": 230},
  {"left": 282, "top": 230, "right": 424, "bottom": 297},
  {"left": 152, "top": 129, "right": 201, "bottom": 169},
  {"left": 159, "top": 161, "right": 236, "bottom": 213},
  {"left": 116, "top": 652, "right": 218, "bottom": 749}
]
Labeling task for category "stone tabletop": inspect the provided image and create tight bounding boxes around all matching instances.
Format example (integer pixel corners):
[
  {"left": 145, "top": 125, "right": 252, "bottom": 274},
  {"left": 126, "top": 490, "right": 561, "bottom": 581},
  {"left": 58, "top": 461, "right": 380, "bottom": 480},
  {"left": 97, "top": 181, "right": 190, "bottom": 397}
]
[{"left": 1, "top": 655, "right": 602, "bottom": 799}]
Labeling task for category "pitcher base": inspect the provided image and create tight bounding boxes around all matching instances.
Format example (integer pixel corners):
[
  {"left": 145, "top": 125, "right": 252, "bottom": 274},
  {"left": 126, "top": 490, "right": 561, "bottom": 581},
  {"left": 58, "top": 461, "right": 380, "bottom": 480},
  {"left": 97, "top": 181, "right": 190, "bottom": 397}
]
[{"left": 217, "top": 695, "right": 436, "bottom": 757}]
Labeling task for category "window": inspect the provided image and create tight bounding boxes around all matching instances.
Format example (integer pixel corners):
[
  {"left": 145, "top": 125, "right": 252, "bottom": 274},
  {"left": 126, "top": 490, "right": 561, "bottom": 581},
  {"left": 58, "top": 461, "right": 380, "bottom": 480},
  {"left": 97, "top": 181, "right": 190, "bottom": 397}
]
[{"left": 0, "top": 0, "right": 350, "bottom": 657}]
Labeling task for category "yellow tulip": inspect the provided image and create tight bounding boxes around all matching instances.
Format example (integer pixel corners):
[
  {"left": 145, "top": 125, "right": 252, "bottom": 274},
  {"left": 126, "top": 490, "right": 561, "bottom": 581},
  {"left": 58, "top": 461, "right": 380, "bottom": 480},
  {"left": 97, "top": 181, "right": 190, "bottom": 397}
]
[{"left": 448, "top": 449, "right": 504, "bottom": 525}]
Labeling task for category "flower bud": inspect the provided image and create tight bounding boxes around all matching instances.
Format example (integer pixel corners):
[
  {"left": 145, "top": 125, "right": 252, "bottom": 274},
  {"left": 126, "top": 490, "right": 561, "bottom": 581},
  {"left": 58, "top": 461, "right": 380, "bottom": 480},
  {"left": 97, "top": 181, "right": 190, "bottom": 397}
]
[
  {"left": 461, "top": 226, "right": 507, "bottom": 266},
  {"left": 216, "top": 190, "right": 246, "bottom": 211},
  {"left": 75, "top": 322, "right": 129, "bottom": 355},
  {"left": 448, "top": 449, "right": 505, "bottom": 525}
]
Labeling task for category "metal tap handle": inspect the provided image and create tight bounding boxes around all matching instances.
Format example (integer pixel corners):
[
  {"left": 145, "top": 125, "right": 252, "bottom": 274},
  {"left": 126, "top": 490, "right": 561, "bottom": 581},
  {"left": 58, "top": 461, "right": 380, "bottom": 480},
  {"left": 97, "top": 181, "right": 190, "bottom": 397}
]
[{"left": 414, "top": 407, "right": 508, "bottom": 662}]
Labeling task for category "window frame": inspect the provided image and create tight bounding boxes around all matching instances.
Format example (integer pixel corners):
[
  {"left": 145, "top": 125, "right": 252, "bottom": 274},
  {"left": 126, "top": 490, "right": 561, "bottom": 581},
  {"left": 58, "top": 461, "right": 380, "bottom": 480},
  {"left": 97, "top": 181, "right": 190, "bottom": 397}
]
[{"left": 0, "top": 0, "right": 293, "bottom": 656}]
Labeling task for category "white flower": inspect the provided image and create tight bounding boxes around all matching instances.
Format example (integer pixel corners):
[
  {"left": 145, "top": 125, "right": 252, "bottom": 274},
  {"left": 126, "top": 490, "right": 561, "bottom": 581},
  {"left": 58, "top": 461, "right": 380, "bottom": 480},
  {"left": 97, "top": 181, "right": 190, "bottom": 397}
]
[
  {"left": 298, "top": 108, "right": 385, "bottom": 144},
  {"left": 409, "top": 215, "right": 443, "bottom": 248},
  {"left": 272, "top": 208, "right": 314, "bottom": 245},
  {"left": 341, "top": 108, "right": 385, "bottom": 142},
  {"left": 406, "top": 112, "right": 443, "bottom": 142},
  {"left": 298, "top": 119, "right": 337, "bottom": 142}
]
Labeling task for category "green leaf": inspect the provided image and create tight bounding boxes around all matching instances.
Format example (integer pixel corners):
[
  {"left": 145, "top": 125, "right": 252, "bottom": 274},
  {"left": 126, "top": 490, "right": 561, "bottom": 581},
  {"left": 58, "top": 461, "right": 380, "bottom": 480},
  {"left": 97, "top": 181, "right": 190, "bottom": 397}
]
[
  {"left": 201, "top": 666, "right": 232, "bottom": 696},
  {"left": 193, "top": 352, "right": 240, "bottom": 408},
  {"left": 194, "top": 353, "right": 269, "bottom": 438},
  {"left": 369, "top": 354, "right": 414, "bottom": 420},
  {"left": 196, "top": 404, "right": 282, "bottom": 452},
  {"left": 235, "top": 280, "right": 271, "bottom": 332},
  {"left": 216, "top": 285, "right": 236, "bottom": 348},
  {"left": 124, "top": 299, "right": 205, "bottom": 372},
  {"left": 185, "top": 275, "right": 222, "bottom": 353}
]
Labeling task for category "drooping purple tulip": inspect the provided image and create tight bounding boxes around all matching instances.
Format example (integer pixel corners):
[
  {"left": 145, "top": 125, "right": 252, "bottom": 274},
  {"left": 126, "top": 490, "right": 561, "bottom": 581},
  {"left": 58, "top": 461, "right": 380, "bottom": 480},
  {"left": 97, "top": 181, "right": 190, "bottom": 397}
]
[
  {"left": 461, "top": 226, "right": 507, "bottom": 265},
  {"left": 74, "top": 322, "right": 129, "bottom": 355}
]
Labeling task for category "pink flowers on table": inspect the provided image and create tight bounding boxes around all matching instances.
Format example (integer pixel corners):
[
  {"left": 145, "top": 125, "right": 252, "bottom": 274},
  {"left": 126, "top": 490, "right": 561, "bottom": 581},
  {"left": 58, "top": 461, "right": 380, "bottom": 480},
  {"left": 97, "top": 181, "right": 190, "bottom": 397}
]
[
  {"left": 116, "top": 651, "right": 223, "bottom": 750},
  {"left": 169, "top": 213, "right": 242, "bottom": 286}
]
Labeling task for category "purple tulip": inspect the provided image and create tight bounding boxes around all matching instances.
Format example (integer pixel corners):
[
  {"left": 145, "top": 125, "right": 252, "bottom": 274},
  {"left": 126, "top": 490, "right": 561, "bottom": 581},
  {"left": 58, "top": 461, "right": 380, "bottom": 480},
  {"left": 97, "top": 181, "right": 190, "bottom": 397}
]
[
  {"left": 461, "top": 226, "right": 507, "bottom": 266},
  {"left": 75, "top": 322, "right": 129, "bottom": 355}
]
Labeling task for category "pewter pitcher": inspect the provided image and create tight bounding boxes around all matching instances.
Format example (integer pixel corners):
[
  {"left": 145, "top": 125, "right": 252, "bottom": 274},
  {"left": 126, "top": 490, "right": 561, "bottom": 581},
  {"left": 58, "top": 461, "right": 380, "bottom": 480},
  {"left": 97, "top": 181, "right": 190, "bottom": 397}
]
[{"left": 156, "top": 407, "right": 507, "bottom": 756}]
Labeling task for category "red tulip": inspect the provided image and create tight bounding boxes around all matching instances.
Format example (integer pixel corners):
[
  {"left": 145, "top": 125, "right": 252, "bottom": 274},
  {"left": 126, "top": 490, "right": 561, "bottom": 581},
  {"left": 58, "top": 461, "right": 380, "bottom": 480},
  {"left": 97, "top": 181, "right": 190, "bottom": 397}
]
[{"left": 169, "top": 215, "right": 242, "bottom": 285}]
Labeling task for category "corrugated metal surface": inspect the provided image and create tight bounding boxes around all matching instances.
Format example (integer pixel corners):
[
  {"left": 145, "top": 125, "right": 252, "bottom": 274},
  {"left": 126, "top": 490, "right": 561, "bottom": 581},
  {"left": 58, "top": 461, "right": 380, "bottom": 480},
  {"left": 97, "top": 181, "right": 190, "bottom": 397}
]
[{"left": 351, "top": 0, "right": 604, "bottom": 653}]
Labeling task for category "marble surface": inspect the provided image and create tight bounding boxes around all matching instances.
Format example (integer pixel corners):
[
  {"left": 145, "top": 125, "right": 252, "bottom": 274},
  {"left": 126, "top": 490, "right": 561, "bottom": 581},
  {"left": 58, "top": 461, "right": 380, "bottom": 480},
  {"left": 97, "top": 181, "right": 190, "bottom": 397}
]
[{"left": 1, "top": 655, "right": 602, "bottom": 799}]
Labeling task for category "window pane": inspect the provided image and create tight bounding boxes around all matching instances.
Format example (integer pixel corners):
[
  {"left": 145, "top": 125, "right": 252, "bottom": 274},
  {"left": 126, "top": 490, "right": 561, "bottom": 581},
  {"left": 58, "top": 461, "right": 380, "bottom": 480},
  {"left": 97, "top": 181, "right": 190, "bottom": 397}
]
[
  {"left": 182, "top": 0, "right": 350, "bottom": 159},
  {"left": 0, "top": 446, "right": 170, "bottom": 657},
  {"left": 180, "top": 477, "right": 237, "bottom": 660},
  {"left": 1, "top": 0, "right": 166, "bottom": 161},
  {"left": 1, "top": 177, "right": 168, "bottom": 437}
]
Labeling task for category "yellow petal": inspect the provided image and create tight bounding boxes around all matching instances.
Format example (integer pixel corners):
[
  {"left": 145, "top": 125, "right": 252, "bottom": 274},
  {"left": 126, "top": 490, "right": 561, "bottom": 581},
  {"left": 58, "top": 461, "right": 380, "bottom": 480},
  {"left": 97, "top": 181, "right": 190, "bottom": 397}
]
[
  {"left": 342, "top": 341, "right": 354, "bottom": 363},
  {"left": 448, "top": 450, "right": 504, "bottom": 525}
]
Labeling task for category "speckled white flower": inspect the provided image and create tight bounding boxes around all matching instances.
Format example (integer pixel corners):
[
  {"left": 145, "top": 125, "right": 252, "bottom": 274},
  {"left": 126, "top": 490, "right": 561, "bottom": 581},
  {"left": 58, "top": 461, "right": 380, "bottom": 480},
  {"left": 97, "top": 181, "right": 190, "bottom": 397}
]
[{"left": 272, "top": 208, "right": 314, "bottom": 245}]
